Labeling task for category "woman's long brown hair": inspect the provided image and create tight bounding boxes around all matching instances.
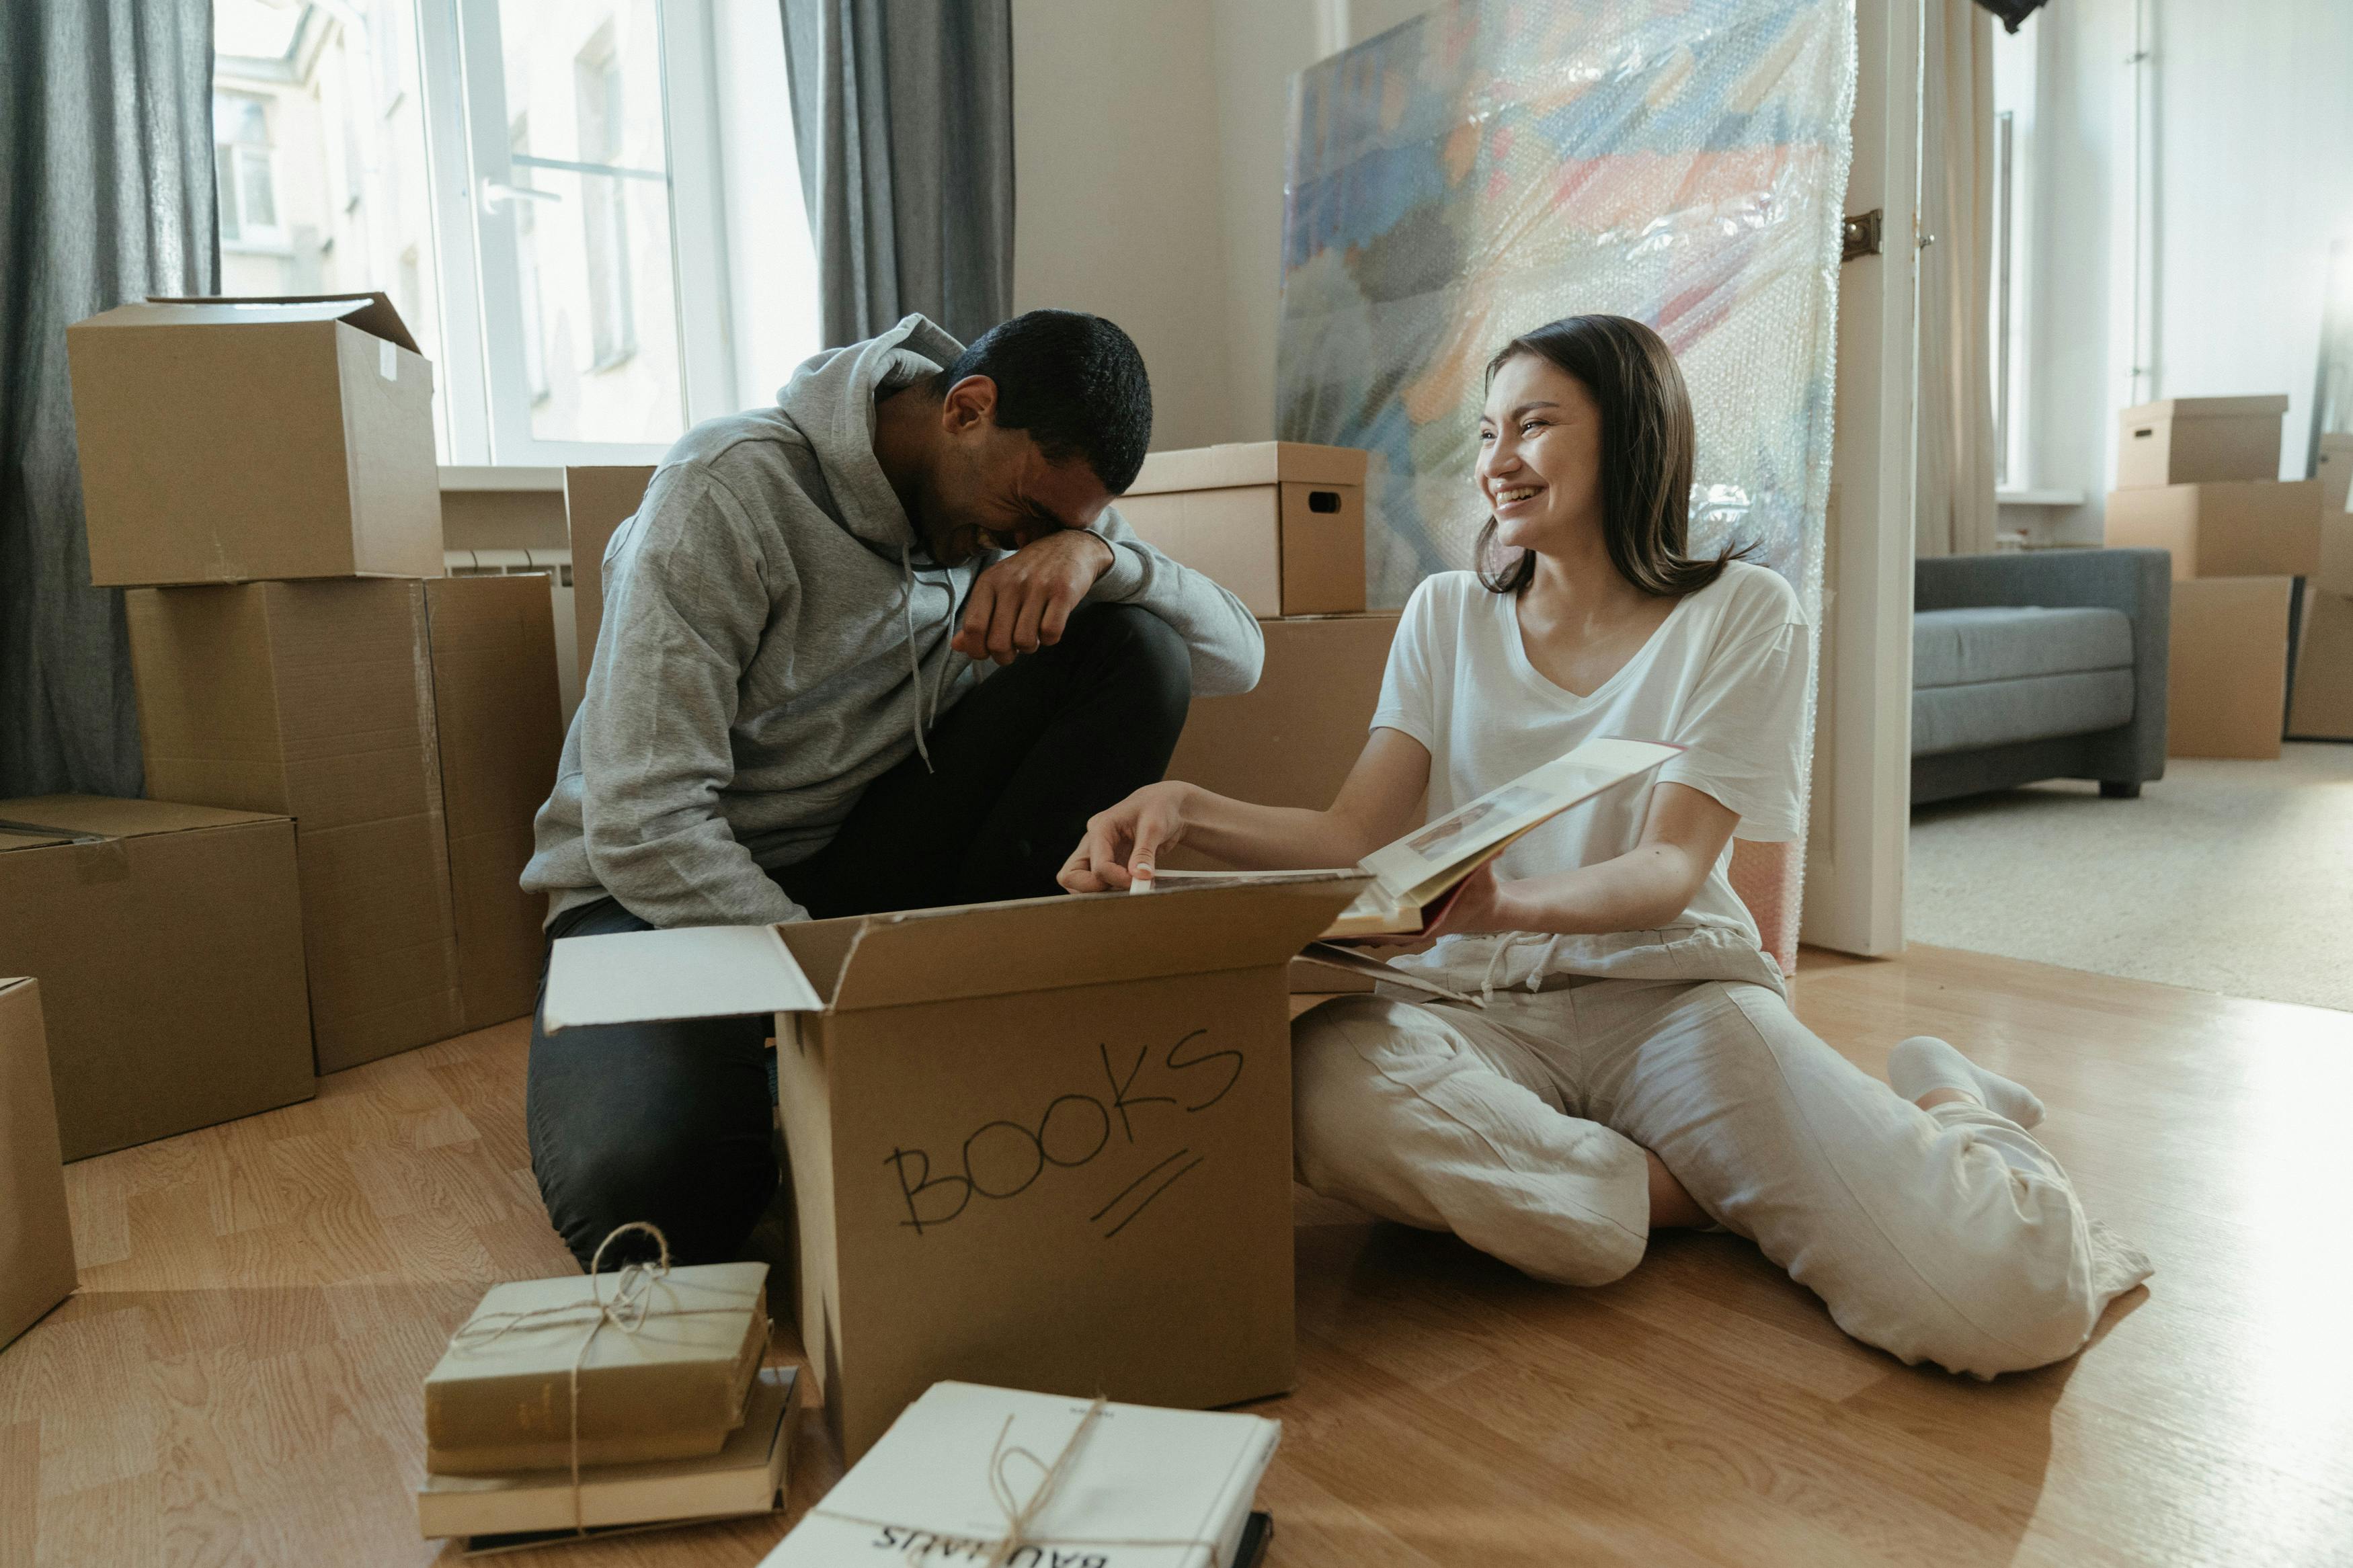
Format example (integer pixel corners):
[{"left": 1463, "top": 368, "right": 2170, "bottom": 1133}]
[{"left": 1476, "top": 314, "right": 1748, "bottom": 597}]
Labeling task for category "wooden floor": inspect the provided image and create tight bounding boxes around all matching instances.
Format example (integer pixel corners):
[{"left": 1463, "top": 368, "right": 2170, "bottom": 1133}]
[{"left": 5, "top": 946, "right": 2351, "bottom": 1567}]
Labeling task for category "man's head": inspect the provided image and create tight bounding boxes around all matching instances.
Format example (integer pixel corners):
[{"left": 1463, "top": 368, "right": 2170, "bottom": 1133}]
[{"left": 892, "top": 311, "right": 1152, "bottom": 566}]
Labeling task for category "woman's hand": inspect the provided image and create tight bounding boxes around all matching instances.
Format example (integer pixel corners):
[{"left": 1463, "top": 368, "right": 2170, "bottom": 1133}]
[
  {"left": 1353, "top": 861, "right": 1518, "bottom": 950},
  {"left": 1058, "top": 782, "right": 1195, "bottom": 892}
]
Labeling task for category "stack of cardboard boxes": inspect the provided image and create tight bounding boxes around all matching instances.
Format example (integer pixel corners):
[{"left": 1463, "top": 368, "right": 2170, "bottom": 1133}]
[
  {"left": 2286, "top": 434, "right": 2353, "bottom": 741},
  {"left": 3, "top": 294, "right": 566, "bottom": 1175},
  {"left": 2104, "top": 395, "right": 2321, "bottom": 758}
]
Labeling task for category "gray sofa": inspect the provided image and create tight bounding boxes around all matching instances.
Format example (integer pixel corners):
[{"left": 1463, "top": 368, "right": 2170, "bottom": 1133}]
[{"left": 1911, "top": 548, "right": 2171, "bottom": 805}]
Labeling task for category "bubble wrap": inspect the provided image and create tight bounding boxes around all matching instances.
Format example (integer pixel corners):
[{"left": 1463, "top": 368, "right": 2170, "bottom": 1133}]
[{"left": 1275, "top": 0, "right": 1856, "bottom": 618}]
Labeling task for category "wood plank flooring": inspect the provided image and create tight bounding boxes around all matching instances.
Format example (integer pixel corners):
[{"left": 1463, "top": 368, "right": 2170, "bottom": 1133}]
[{"left": 4, "top": 945, "right": 2348, "bottom": 1567}]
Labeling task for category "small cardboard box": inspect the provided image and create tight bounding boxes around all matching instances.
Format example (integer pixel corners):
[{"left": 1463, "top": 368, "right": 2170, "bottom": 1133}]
[
  {"left": 2115, "top": 395, "right": 2287, "bottom": 489},
  {"left": 67, "top": 293, "right": 443, "bottom": 587},
  {"left": 2167, "top": 577, "right": 2293, "bottom": 759},
  {"left": 0, "top": 798, "right": 313, "bottom": 1160},
  {"left": 565, "top": 465, "right": 658, "bottom": 681},
  {"left": 2103, "top": 480, "right": 2323, "bottom": 579},
  {"left": 127, "top": 579, "right": 465, "bottom": 1071},
  {"left": 426, "top": 577, "right": 566, "bottom": 1030},
  {"left": 2288, "top": 584, "right": 2353, "bottom": 741},
  {"left": 1117, "top": 443, "right": 1368, "bottom": 617},
  {"left": 0, "top": 979, "right": 77, "bottom": 1349},
  {"left": 2319, "top": 507, "right": 2353, "bottom": 599},
  {"left": 2316, "top": 432, "right": 2353, "bottom": 518},
  {"left": 540, "top": 880, "right": 1363, "bottom": 1462}
]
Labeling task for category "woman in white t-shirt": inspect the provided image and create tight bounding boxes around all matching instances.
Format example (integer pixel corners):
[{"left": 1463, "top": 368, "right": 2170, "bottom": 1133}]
[{"left": 1062, "top": 315, "right": 2150, "bottom": 1376}]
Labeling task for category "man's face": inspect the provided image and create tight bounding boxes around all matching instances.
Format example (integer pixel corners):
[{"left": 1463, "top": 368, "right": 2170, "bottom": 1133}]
[{"left": 912, "top": 376, "right": 1113, "bottom": 566}]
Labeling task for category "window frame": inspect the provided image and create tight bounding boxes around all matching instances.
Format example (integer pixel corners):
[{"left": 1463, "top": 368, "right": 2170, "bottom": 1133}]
[
  {"left": 214, "top": 90, "right": 289, "bottom": 253},
  {"left": 415, "top": 0, "right": 739, "bottom": 466}
]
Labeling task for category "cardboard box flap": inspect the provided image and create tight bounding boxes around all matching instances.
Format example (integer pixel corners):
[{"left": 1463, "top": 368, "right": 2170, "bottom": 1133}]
[
  {"left": 543, "top": 924, "right": 825, "bottom": 1031},
  {"left": 77, "top": 292, "right": 422, "bottom": 354},
  {"left": 0, "top": 794, "right": 290, "bottom": 847},
  {"left": 828, "top": 878, "right": 1371, "bottom": 1012},
  {"left": 2119, "top": 395, "right": 2290, "bottom": 424},
  {"left": 1126, "top": 442, "right": 1368, "bottom": 496}
]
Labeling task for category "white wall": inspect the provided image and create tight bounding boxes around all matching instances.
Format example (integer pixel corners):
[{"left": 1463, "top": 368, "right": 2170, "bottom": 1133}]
[
  {"left": 2007, "top": 0, "right": 2353, "bottom": 544},
  {"left": 1010, "top": 0, "right": 1432, "bottom": 452}
]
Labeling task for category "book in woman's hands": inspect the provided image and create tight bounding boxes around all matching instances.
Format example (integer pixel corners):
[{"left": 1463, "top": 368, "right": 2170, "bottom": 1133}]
[{"left": 1140, "top": 736, "right": 1681, "bottom": 940}]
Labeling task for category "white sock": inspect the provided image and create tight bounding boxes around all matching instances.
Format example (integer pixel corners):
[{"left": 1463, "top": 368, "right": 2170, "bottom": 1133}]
[{"left": 1887, "top": 1036, "right": 2044, "bottom": 1130}]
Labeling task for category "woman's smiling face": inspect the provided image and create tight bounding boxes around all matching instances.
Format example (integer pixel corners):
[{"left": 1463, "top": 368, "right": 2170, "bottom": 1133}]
[{"left": 1476, "top": 352, "right": 1605, "bottom": 556}]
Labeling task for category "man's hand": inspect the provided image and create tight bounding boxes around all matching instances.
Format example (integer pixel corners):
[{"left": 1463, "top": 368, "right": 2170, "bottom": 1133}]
[
  {"left": 1350, "top": 861, "right": 1518, "bottom": 951},
  {"left": 952, "top": 528, "right": 1117, "bottom": 665}
]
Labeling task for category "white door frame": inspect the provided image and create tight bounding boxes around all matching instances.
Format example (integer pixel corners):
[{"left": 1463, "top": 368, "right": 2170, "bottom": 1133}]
[{"left": 1802, "top": 0, "right": 1921, "bottom": 957}]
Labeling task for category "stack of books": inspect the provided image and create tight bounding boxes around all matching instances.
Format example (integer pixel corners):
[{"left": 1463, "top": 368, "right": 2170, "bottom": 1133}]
[
  {"left": 762, "top": 1381, "right": 1280, "bottom": 1568},
  {"left": 415, "top": 1259, "right": 788, "bottom": 1551}
]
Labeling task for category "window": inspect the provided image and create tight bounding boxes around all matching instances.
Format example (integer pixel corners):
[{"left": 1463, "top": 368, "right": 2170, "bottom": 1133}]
[
  {"left": 214, "top": 93, "right": 282, "bottom": 246},
  {"left": 210, "top": 0, "right": 820, "bottom": 466},
  {"left": 573, "top": 30, "right": 637, "bottom": 370}
]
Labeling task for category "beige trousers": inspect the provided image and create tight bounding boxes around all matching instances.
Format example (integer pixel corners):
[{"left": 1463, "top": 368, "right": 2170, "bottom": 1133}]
[{"left": 1291, "top": 979, "right": 2152, "bottom": 1378}]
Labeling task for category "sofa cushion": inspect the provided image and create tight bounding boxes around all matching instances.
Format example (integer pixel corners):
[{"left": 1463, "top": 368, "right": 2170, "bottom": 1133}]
[
  {"left": 1913, "top": 606, "right": 2135, "bottom": 688},
  {"left": 1912, "top": 669, "right": 2136, "bottom": 757}
]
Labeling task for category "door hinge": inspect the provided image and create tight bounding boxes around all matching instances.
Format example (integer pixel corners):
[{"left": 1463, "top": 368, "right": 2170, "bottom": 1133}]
[{"left": 1842, "top": 209, "right": 1884, "bottom": 262}]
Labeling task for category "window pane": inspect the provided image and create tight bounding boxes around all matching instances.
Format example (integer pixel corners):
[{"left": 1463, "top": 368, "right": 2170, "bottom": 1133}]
[
  {"left": 211, "top": 1, "right": 452, "bottom": 457},
  {"left": 493, "top": 0, "right": 683, "bottom": 446}
]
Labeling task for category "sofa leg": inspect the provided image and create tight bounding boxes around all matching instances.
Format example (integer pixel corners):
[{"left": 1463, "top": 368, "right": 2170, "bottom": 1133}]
[{"left": 2100, "top": 780, "right": 2142, "bottom": 799}]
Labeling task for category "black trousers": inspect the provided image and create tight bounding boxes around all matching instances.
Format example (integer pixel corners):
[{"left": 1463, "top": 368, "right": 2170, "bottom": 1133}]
[{"left": 525, "top": 604, "right": 1193, "bottom": 1269}]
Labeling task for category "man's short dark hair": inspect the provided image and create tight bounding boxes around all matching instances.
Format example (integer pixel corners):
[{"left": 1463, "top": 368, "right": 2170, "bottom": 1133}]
[{"left": 933, "top": 311, "right": 1153, "bottom": 493}]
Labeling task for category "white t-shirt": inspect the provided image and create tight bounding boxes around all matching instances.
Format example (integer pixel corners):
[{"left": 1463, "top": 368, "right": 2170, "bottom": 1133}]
[{"left": 1371, "top": 561, "right": 1811, "bottom": 992}]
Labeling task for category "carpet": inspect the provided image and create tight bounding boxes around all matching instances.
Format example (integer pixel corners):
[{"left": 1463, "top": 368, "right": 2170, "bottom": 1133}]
[{"left": 1906, "top": 742, "right": 2353, "bottom": 1013}]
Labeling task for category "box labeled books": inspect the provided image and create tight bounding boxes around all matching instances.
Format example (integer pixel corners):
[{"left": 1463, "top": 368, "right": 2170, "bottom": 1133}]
[
  {"left": 761, "top": 1381, "right": 1277, "bottom": 1568},
  {"left": 424, "top": 1259, "right": 769, "bottom": 1474}
]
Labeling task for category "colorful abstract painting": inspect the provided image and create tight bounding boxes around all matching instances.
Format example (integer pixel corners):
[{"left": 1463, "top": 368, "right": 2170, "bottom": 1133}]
[{"left": 1277, "top": 0, "right": 1856, "bottom": 614}]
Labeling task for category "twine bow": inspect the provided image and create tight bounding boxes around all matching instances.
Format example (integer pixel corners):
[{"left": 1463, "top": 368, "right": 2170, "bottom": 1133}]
[
  {"left": 813, "top": 1393, "right": 1230, "bottom": 1567},
  {"left": 450, "top": 1221, "right": 745, "bottom": 1538}
]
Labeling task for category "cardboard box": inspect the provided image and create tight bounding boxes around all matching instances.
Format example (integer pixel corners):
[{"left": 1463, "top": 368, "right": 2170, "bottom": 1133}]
[
  {"left": 0, "top": 798, "right": 313, "bottom": 1160},
  {"left": 565, "top": 465, "right": 657, "bottom": 680},
  {"left": 129, "top": 576, "right": 565, "bottom": 1059},
  {"left": 2103, "top": 481, "right": 2323, "bottom": 579},
  {"left": 2288, "top": 584, "right": 2353, "bottom": 741},
  {"left": 67, "top": 294, "right": 443, "bottom": 586},
  {"left": 2167, "top": 577, "right": 2293, "bottom": 759},
  {"left": 127, "top": 579, "right": 465, "bottom": 1070},
  {"left": 2320, "top": 507, "right": 2353, "bottom": 599},
  {"left": 540, "top": 880, "right": 1363, "bottom": 1461},
  {"left": 1166, "top": 613, "right": 1400, "bottom": 812},
  {"left": 1117, "top": 443, "right": 1368, "bottom": 617},
  {"left": 2115, "top": 395, "right": 2287, "bottom": 489},
  {"left": 2317, "top": 432, "right": 2353, "bottom": 517},
  {"left": 0, "top": 979, "right": 77, "bottom": 1348},
  {"left": 425, "top": 577, "right": 567, "bottom": 1030}
]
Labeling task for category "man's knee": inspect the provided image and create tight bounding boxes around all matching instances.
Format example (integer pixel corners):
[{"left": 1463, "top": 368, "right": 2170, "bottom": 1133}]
[
  {"left": 1062, "top": 603, "right": 1191, "bottom": 733},
  {"left": 542, "top": 1118, "right": 778, "bottom": 1270}
]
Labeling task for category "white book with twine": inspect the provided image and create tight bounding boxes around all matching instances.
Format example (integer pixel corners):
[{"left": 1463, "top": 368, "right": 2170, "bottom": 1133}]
[{"left": 762, "top": 1382, "right": 1278, "bottom": 1568}]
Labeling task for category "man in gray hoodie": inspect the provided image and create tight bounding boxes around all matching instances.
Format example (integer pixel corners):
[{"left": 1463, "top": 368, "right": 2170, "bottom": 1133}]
[{"left": 521, "top": 310, "right": 1261, "bottom": 1268}]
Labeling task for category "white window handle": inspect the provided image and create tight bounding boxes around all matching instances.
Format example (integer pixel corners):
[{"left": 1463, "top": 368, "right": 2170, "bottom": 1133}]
[{"left": 481, "top": 179, "right": 561, "bottom": 213}]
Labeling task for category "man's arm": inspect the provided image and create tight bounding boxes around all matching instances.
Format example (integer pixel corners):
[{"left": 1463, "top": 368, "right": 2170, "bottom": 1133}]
[
  {"left": 1083, "top": 506, "right": 1265, "bottom": 696},
  {"left": 576, "top": 467, "right": 804, "bottom": 929}
]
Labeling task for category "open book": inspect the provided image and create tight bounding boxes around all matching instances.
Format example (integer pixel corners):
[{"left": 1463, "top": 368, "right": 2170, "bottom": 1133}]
[{"left": 1138, "top": 736, "right": 1682, "bottom": 940}]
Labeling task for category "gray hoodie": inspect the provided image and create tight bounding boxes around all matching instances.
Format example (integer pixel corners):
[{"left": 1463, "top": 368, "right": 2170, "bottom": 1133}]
[{"left": 522, "top": 315, "right": 1263, "bottom": 930}]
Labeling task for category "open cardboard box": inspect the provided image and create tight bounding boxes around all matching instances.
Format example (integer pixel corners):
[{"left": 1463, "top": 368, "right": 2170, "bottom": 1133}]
[{"left": 542, "top": 877, "right": 1365, "bottom": 1462}]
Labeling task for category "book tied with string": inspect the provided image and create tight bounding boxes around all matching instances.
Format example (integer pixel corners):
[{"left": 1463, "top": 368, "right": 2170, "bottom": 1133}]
[
  {"left": 762, "top": 1381, "right": 1279, "bottom": 1568},
  {"left": 423, "top": 1260, "right": 770, "bottom": 1475}
]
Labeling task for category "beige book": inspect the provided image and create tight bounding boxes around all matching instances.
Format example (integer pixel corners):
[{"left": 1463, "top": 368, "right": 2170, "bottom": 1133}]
[
  {"left": 425, "top": 1262, "right": 768, "bottom": 1474},
  {"left": 418, "top": 1366, "right": 794, "bottom": 1543},
  {"left": 1138, "top": 736, "right": 1682, "bottom": 938}
]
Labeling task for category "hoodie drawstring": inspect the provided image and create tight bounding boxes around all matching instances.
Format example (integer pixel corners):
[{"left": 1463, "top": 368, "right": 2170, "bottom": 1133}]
[{"left": 899, "top": 542, "right": 969, "bottom": 775}]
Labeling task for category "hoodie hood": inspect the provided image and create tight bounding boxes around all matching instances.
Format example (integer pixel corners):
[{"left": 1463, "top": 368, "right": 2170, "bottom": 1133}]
[{"left": 772, "top": 313, "right": 967, "bottom": 555}]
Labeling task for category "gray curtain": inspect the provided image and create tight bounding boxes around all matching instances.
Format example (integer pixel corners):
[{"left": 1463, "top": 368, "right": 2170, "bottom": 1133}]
[
  {"left": 0, "top": 0, "right": 216, "bottom": 798},
  {"left": 781, "top": 0, "right": 1015, "bottom": 349}
]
